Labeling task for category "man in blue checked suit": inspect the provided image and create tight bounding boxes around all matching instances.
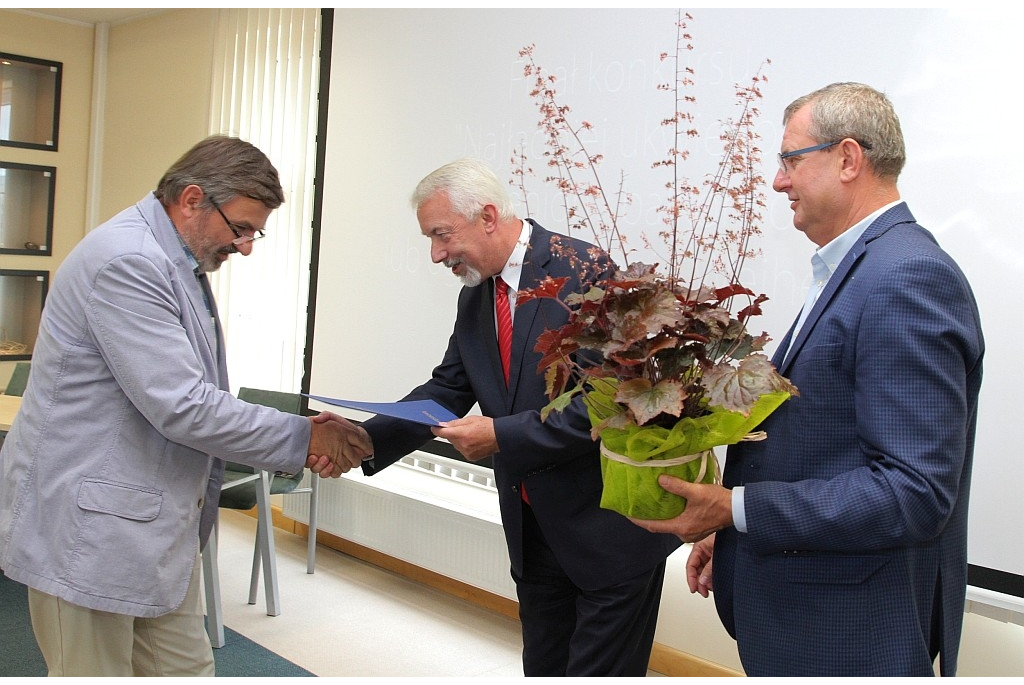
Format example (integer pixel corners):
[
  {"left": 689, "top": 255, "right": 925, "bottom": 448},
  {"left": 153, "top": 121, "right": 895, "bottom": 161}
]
[{"left": 630, "top": 83, "right": 984, "bottom": 676}]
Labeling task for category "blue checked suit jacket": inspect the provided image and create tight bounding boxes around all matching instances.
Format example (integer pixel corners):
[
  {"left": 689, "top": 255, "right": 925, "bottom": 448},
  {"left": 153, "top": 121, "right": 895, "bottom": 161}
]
[{"left": 713, "top": 203, "right": 984, "bottom": 676}]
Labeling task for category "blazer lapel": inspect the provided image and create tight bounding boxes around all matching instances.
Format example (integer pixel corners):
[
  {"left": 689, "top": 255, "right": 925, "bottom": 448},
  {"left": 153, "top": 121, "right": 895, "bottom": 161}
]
[
  {"left": 505, "top": 223, "right": 551, "bottom": 408},
  {"left": 140, "top": 194, "right": 222, "bottom": 379},
  {"left": 778, "top": 247, "right": 863, "bottom": 374},
  {"left": 772, "top": 319, "right": 798, "bottom": 370},
  {"left": 178, "top": 262, "right": 220, "bottom": 372},
  {"left": 194, "top": 271, "right": 229, "bottom": 387},
  {"left": 779, "top": 203, "right": 916, "bottom": 374}
]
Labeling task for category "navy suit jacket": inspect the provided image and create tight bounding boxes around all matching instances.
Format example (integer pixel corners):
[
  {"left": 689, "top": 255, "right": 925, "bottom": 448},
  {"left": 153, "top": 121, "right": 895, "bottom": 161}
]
[
  {"left": 362, "top": 221, "right": 679, "bottom": 590},
  {"left": 714, "top": 203, "right": 984, "bottom": 675}
]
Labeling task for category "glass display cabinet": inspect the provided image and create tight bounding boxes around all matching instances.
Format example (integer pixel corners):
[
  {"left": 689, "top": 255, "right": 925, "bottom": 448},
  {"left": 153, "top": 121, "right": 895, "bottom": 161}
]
[
  {"left": 0, "top": 269, "right": 48, "bottom": 360},
  {"left": 0, "top": 51, "right": 62, "bottom": 151},
  {"left": 0, "top": 161, "right": 55, "bottom": 255}
]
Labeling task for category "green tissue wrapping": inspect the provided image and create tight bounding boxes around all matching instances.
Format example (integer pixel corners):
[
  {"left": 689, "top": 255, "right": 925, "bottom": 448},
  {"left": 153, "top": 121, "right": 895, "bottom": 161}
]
[{"left": 586, "top": 386, "right": 792, "bottom": 520}]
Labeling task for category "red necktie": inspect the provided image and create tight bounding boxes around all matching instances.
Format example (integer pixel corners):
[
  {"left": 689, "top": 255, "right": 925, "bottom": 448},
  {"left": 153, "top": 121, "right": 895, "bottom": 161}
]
[
  {"left": 495, "top": 277, "right": 513, "bottom": 386},
  {"left": 496, "top": 277, "right": 529, "bottom": 504}
]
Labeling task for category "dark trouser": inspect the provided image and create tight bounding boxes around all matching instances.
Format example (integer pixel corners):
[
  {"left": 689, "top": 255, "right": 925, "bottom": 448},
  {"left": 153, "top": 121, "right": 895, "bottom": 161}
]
[{"left": 514, "top": 504, "right": 665, "bottom": 676}]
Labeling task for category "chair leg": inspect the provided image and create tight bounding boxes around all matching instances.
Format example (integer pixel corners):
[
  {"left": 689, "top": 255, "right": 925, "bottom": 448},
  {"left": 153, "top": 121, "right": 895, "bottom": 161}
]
[
  {"left": 307, "top": 474, "right": 319, "bottom": 574},
  {"left": 201, "top": 523, "right": 226, "bottom": 649},
  {"left": 248, "top": 521, "right": 262, "bottom": 605},
  {"left": 253, "top": 470, "right": 282, "bottom": 616}
]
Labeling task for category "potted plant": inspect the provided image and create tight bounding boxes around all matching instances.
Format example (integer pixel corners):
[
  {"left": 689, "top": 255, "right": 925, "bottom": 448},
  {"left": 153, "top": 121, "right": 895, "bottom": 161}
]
[{"left": 515, "top": 11, "right": 798, "bottom": 520}]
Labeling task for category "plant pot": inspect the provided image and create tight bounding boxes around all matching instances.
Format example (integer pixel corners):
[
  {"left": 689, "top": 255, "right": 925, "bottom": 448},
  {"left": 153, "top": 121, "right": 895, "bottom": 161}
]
[{"left": 590, "top": 389, "right": 793, "bottom": 519}]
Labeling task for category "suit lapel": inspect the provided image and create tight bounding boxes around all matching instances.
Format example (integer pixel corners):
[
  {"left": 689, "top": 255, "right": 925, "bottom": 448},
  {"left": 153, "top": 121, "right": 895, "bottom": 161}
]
[
  {"left": 779, "top": 202, "right": 916, "bottom": 374},
  {"left": 140, "top": 195, "right": 222, "bottom": 380},
  {"left": 772, "top": 320, "right": 797, "bottom": 370},
  {"left": 180, "top": 264, "right": 221, "bottom": 374},
  {"left": 779, "top": 249, "right": 863, "bottom": 374},
  {"left": 506, "top": 222, "right": 551, "bottom": 408},
  {"left": 195, "top": 271, "right": 230, "bottom": 387}
]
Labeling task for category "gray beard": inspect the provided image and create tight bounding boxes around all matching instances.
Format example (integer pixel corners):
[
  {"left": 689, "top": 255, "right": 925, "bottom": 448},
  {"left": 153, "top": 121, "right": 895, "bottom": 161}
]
[
  {"left": 445, "top": 259, "right": 483, "bottom": 287},
  {"left": 458, "top": 265, "right": 483, "bottom": 287},
  {"left": 198, "top": 255, "right": 223, "bottom": 273}
]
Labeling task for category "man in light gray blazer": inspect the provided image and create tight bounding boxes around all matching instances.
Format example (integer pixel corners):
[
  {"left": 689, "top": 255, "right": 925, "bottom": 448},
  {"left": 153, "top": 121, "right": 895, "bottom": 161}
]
[
  {"left": 630, "top": 83, "right": 983, "bottom": 675},
  {"left": 0, "top": 136, "right": 362, "bottom": 676}
]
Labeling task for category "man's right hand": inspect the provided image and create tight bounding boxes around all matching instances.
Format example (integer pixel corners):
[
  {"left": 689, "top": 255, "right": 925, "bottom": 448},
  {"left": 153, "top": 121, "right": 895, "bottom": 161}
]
[
  {"left": 306, "top": 411, "right": 373, "bottom": 477},
  {"left": 685, "top": 534, "right": 715, "bottom": 597}
]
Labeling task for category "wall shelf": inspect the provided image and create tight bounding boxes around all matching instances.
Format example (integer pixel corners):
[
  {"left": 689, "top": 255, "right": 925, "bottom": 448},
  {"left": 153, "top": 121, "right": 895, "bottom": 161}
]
[
  {"left": 0, "top": 161, "right": 55, "bottom": 255},
  {"left": 0, "top": 51, "right": 62, "bottom": 151},
  {"left": 0, "top": 269, "right": 48, "bottom": 360}
]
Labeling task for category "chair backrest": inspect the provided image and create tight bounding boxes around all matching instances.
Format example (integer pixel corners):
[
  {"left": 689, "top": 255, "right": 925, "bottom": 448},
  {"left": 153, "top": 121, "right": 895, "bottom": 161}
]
[
  {"left": 4, "top": 362, "right": 30, "bottom": 397},
  {"left": 237, "top": 387, "right": 303, "bottom": 414},
  {"left": 225, "top": 388, "right": 303, "bottom": 476},
  {"left": 230, "top": 387, "right": 305, "bottom": 473},
  {"left": 218, "top": 387, "right": 305, "bottom": 510}
]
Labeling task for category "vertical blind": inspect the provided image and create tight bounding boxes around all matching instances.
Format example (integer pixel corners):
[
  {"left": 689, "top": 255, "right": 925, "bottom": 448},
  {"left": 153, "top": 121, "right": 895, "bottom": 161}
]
[{"left": 207, "top": 8, "right": 320, "bottom": 394}]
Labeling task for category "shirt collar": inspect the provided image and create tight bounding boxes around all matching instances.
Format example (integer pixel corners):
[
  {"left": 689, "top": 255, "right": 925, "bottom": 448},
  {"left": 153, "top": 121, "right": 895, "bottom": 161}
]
[
  {"left": 815, "top": 199, "right": 901, "bottom": 279},
  {"left": 169, "top": 217, "right": 202, "bottom": 274},
  {"left": 495, "top": 219, "right": 531, "bottom": 292}
]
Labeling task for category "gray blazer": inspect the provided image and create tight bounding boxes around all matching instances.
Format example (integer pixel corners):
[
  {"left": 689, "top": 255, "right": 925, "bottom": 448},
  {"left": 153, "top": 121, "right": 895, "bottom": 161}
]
[{"left": 0, "top": 193, "right": 310, "bottom": 618}]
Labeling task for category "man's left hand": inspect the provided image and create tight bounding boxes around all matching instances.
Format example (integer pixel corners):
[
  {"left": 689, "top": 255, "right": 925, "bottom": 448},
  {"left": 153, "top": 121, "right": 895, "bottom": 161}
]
[
  {"left": 628, "top": 476, "right": 733, "bottom": 543},
  {"left": 431, "top": 415, "right": 498, "bottom": 461}
]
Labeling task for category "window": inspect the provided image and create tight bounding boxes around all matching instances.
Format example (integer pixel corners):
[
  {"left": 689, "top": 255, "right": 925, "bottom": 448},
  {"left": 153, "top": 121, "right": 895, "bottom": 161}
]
[{"left": 207, "top": 9, "right": 321, "bottom": 394}]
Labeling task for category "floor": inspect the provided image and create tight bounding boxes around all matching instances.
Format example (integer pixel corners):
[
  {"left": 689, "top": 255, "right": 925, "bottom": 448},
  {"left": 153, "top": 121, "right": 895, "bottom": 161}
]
[
  {"left": 209, "top": 509, "right": 525, "bottom": 677},
  {"left": 211, "top": 506, "right": 1024, "bottom": 678}
]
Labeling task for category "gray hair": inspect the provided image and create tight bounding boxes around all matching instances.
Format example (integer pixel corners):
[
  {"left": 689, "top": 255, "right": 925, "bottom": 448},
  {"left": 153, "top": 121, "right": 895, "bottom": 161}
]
[
  {"left": 411, "top": 158, "right": 514, "bottom": 220},
  {"left": 784, "top": 82, "right": 905, "bottom": 180},
  {"left": 154, "top": 135, "right": 285, "bottom": 209}
]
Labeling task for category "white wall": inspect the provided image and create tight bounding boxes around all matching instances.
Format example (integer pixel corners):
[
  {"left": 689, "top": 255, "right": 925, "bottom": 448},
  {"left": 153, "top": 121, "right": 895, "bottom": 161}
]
[
  {"left": 314, "top": 4, "right": 1023, "bottom": 604},
  {"left": 313, "top": 7, "right": 1024, "bottom": 675}
]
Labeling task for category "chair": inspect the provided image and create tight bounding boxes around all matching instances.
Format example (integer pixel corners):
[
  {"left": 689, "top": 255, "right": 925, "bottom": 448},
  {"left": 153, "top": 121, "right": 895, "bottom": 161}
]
[
  {"left": 3, "top": 362, "right": 30, "bottom": 396},
  {"left": 201, "top": 387, "right": 319, "bottom": 648}
]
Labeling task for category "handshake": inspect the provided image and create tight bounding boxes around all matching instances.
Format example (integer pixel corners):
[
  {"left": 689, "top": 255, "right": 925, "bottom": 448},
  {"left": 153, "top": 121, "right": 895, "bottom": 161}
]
[{"left": 304, "top": 411, "right": 374, "bottom": 477}]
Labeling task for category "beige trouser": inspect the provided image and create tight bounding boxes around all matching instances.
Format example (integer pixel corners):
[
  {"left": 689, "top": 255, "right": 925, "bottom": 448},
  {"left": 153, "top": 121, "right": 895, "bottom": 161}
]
[{"left": 27, "top": 549, "right": 215, "bottom": 677}]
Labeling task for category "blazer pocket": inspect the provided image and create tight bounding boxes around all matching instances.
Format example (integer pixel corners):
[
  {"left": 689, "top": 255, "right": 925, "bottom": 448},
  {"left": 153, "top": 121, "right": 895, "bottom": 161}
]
[
  {"left": 77, "top": 478, "right": 163, "bottom": 522},
  {"left": 784, "top": 552, "right": 888, "bottom": 585},
  {"left": 792, "top": 341, "right": 842, "bottom": 365}
]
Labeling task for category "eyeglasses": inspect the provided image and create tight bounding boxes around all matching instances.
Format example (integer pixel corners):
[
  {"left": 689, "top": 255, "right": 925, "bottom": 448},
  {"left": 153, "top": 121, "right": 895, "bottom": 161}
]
[
  {"left": 208, "top": 196, "right": 265, "bottom": 245},
  {"left": 777, "top": 141, "right": 840, "bottom": 174},
  {"left": 777, "top": 139, "right": 873, "bottom": 174}
]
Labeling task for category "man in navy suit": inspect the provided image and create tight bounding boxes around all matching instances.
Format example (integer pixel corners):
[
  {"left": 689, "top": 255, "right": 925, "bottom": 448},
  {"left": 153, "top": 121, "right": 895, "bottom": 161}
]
[
  {"left": 630, "top": 83, "right": 984, "bottom": 675},
  {"left": 316, "top": 158, "right": 680, "bottom": 675}
]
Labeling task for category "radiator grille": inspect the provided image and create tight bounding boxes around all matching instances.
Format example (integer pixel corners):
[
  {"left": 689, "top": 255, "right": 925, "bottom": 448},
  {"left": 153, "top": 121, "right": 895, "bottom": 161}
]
[{"left": 284, "top": 451, "right": 515, "bottom": 599}]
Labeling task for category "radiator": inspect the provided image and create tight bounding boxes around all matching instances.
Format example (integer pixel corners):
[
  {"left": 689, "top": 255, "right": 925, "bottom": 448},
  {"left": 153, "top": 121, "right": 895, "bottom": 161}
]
[{"left": 283, "top": 451, "right": 516, "bottom": 600}]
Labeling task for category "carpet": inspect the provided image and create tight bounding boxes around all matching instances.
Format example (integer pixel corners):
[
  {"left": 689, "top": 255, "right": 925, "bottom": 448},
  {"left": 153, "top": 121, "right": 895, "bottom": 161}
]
[{"left": 0, "top": 570, "right": 313, "bottom": 677}]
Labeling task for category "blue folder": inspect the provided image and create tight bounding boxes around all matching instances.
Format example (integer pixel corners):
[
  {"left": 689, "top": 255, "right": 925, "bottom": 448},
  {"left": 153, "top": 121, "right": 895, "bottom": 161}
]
[{"left": 303, "top": 394, "right": 458, "bottom": 427}]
